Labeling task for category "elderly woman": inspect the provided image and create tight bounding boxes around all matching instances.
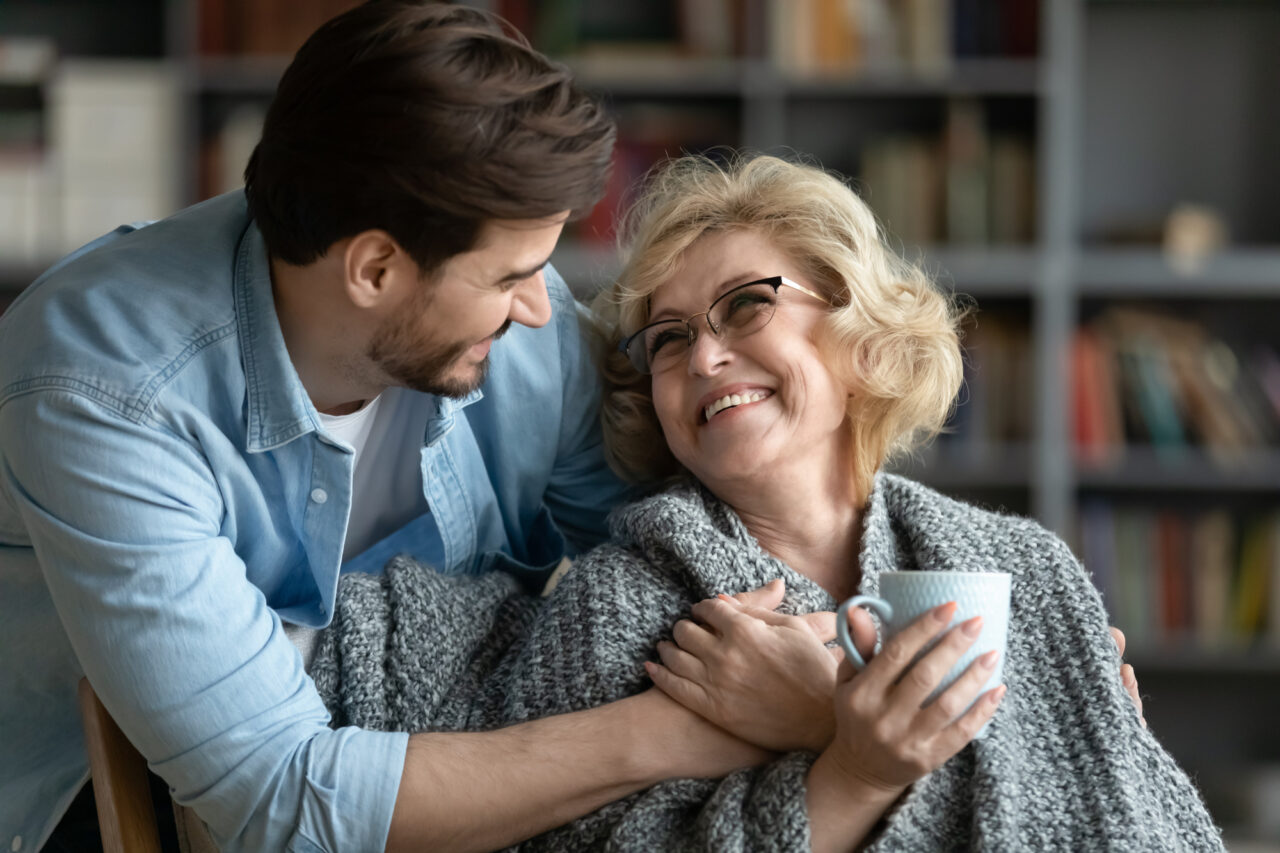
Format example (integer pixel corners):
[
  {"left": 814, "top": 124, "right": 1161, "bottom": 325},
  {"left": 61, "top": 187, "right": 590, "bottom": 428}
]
[{"left": 313, "top": 154, "right": 1221, "bottom": 851}]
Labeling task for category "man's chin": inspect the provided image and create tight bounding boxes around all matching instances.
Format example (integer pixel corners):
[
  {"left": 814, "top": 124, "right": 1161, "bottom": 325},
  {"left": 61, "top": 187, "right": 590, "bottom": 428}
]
[{"left": 406, "top": 356, "right": 489, "bottom": 399}]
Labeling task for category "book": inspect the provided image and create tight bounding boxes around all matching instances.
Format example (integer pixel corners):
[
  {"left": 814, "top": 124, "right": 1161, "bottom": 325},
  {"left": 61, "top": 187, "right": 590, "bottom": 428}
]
[
  {"left": 988, "top": 135, "right": 1035, "bottom": 244},
  {"left": 1190, "top": 510, "right": 1235, "bottom": 647},
  {"left": 901, "top": 0, "right": 951, "bottom": 76},
  {"left": 1070, "top": 327, "right": 1124, "bottom": 465},
  {"left": 1233, "top": 516, "right": 1272, "bottom": 637},
  {"left": 1113, "top": 509, "right": 1154, "bottom": 646},
  {"left": 1155, "top": 512, "right": 1191, "bottom": 639},
  {"left": 944, "top": 98, "right": 989, "bottom": 245},
  {"left": 1079, "top": 500, "right": 1118, "bottom": 613},
  {"left": 48, "top": 60, "right": 181, "bottom": 252}
]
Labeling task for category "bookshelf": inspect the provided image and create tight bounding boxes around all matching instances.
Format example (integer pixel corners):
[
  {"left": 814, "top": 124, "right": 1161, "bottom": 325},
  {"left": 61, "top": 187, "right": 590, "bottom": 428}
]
[{"left": 1, "top": 0, "right": 1278, "bottom": 843}]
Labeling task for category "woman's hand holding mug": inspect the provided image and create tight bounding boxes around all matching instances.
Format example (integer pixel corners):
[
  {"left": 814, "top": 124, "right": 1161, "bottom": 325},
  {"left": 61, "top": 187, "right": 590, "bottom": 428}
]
[
  {"left": 804, "top": 601, "right": 1006, "bottom": 852},
  {"left": 817, "top": 600, "right": 1006, "bottom": 795}
]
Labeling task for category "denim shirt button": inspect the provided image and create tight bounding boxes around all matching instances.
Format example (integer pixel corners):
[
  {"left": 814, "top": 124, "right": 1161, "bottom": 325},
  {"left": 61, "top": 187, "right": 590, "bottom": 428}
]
[{"left": 309, "top": 488, "right": 328, "bottom": 504}]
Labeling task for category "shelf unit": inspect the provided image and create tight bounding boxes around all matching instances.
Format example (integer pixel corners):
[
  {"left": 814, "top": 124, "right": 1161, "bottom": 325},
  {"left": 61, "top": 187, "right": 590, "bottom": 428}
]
[{"left": 2, "top": 0, "right": 1278, "bottom": 844}]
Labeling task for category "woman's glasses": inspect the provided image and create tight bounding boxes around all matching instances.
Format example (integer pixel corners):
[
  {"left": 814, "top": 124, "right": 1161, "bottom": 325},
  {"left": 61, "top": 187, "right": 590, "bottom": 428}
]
[{"left": 619, "top": 275, "right": 829, "bottom": 375}]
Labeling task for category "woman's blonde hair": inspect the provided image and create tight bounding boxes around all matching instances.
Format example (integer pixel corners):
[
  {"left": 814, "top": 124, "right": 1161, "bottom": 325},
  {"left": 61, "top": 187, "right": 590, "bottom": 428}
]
[{"left": 592, "top": 153, "right": 966, "bottom": 501}]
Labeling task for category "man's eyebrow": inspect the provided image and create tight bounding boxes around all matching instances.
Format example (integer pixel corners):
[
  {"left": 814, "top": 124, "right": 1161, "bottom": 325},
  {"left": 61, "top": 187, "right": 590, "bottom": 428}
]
[{"left": 497, "top": 258, "right": 551, "bottom": 284}]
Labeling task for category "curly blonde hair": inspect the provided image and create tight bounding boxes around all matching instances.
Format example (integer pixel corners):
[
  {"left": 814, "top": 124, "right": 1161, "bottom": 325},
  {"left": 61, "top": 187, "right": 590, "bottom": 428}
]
[{"left": 591, "top": 153, "right": 966, "bottom": 502}]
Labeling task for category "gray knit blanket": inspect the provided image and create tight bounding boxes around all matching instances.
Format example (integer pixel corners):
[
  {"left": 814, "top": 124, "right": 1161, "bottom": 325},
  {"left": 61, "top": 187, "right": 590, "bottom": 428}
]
[{"left": 312, "top": 474, "right": 1223, "bottom": 851}]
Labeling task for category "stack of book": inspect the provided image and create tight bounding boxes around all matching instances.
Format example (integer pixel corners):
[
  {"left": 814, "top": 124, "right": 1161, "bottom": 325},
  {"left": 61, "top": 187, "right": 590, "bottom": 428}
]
[
  {"left": 496, "top": 0, "right": 744, "bottom": 62},
  {"left": 1079, "top": 502, "right": 1280, "bottom": 650},
  {"left": 861, "top": 99, "right": 1036, "bottom": 247},
  {"left": 48, "top": 61, "right": 181, "bottom": 253},
  {"left": 771, "top": 0, "right": 1038, "bottom": 77},
  {"left": 198, "top": 0, "right": 361, "bottom": 56},
  {"left": 942, "top": 311, "right": 1032, "bottom": 447},
  {"left": 570, "top": 104, "right": 737, "bottom": 247},
  {"left": 1071, "top": 308, "right": 1280, "bottom": 466}
]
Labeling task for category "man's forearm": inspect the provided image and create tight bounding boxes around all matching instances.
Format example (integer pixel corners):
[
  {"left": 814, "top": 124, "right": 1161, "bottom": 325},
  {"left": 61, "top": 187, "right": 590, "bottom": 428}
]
[{"left": 386, "top": 689, "right": 767, "bottom": 852}]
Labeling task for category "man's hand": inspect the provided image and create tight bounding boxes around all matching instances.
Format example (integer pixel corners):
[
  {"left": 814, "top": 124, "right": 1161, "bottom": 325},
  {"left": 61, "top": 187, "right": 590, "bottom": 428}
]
[{"left": 1110, "top": 626, "right": 1146, "bottom": 728}]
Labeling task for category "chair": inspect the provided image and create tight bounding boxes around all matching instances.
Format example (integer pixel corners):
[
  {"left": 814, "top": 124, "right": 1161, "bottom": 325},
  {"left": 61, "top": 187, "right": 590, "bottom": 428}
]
[{"left": 77, "top": 677, "right": 163, "bottom": 853}]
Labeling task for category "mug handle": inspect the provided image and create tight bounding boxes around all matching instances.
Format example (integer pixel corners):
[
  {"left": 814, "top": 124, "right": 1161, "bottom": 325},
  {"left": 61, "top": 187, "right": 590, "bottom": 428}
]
[{"left": 836, "top": 595, "right": 894, "bottom": 670}]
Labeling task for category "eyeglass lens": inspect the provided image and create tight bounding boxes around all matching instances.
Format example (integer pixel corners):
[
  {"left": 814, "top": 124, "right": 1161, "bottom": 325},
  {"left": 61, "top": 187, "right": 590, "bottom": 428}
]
[{"left": 634, "top": 281, "right": 779, "bottom": 373}]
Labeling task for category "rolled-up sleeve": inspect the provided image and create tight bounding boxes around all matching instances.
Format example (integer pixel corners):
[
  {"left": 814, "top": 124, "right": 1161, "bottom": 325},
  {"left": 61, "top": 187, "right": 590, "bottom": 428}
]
[{"left": 0, "top": 389, "right": 406, "bottom": 852}]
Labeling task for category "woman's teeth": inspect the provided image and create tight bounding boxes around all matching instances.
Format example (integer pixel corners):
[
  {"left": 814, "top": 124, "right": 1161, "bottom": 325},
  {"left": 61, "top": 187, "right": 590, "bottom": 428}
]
[{"left": 704, "top": 391, "right": 769, "bottom": 422}]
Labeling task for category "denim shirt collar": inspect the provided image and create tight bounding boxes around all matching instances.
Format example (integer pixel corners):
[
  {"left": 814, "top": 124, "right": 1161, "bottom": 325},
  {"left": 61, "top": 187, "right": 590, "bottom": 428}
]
[
  {"left": 233, "top": 223, "right": 320, "bottom": 452},
  {"left": 232, "top": 222, "right": 483, "bottom": 453}
]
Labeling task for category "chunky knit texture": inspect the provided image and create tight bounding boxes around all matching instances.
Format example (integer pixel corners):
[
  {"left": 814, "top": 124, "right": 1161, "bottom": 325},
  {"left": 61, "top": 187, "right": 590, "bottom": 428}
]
[{"left": 312, "top": 474, "right": 1224, "bottom": 851}]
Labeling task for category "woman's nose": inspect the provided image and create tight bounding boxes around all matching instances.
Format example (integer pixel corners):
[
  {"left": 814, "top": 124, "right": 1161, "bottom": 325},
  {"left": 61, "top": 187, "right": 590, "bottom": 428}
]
[{"left": 686, "top": 319, "right": 731, "bottom": 375}]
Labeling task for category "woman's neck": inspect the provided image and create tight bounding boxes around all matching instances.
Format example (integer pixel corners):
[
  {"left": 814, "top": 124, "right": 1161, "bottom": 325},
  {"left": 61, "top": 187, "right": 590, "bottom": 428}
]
[{"left": 714, "top": 460, "right": 867, "bottom": 602}]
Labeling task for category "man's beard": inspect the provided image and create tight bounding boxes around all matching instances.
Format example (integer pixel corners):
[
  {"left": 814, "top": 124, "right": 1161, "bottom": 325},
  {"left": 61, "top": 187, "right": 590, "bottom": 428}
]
[{"left": 368, "top": 307, "right": 511, "bottom": 399}]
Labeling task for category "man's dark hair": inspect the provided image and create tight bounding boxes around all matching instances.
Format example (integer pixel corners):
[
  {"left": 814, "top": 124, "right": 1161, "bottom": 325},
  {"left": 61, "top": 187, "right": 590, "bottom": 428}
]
[{"left": 244, "top": 1, "right": 615, "bottom": 273}]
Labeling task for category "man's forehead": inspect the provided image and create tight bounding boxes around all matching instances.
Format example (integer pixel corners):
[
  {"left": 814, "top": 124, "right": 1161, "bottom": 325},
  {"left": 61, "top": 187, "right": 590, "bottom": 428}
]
[{"left": 476, "top": 212, "right": 571, "bottom": 242}]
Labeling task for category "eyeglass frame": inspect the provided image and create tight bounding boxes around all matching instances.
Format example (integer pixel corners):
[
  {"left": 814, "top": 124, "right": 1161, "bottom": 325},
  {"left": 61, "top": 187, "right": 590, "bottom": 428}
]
[{"left": 617, "top": 275, "right": 830, "bottom": 375}]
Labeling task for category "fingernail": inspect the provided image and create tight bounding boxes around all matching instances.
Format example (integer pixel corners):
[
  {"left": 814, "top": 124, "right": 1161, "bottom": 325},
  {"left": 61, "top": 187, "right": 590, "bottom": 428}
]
[
  {"left": 989, "top": 684, "right": 1007, "bottom": 705},
  {"left": 933, "top": 602, "right": 957, "bottom": 622},
  {"left": 962, "top": 616, "right": 984, "bottom": 637},
  {"left": 979, "top": 649, "right": 999, "bottom": 668}
]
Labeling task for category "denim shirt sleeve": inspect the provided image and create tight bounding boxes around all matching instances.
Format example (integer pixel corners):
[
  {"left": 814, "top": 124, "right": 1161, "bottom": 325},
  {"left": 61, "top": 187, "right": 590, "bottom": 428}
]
[
  {"left": 540, "top": 281, "right": 635, "bottom": 555},
  {"left": 0, "top": 389, "right": 406, "bottom": 852}
]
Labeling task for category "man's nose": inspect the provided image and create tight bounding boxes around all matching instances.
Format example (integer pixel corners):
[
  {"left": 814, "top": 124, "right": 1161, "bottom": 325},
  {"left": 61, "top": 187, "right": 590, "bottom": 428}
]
[{"left": 510, "top": 271, "right": 552, "bottom": 329}]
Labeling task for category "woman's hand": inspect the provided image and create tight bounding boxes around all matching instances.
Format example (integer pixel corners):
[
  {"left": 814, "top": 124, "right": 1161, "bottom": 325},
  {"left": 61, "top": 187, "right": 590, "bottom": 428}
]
[
  {"left": 820, "top": 601, "right": 1006, "bottom": 795},
  {"left": 804, "top": 602, "right": 1006, "bottom": 853},
  {"left": 644, "top": 580, "right": 878, "bottom": 753},
  {"left": 1110, "top": 626, "right": 1146, "bottom": 727}
]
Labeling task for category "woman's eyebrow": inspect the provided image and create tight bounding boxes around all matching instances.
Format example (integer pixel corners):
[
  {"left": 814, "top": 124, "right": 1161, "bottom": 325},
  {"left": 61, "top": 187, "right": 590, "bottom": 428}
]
[{"left": 648, "top": 271, "right": 765, "bottom": 322}]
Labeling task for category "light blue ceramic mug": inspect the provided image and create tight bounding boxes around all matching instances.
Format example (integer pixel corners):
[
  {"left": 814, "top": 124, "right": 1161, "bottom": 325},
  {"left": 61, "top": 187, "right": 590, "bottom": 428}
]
[{"left": 836, "top": 571, "right": 1011, "bottom": 733}]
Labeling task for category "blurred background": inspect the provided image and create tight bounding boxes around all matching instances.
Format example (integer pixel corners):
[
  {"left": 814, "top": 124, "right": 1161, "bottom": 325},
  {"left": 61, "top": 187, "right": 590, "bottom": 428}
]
[{"left": 2, "top": 0, "right": 1279, "bottom": 847}]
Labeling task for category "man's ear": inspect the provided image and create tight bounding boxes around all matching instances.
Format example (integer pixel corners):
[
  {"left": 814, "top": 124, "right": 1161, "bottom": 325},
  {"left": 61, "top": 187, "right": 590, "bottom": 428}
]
[{"left": 343, "top": 230, "right": 403, "bottom": 309}]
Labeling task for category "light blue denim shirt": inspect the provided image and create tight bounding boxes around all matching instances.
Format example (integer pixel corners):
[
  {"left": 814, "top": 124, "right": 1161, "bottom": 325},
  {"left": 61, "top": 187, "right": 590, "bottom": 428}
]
[{"left": 0, "top": 192, "right": 631, "bottom": 852}]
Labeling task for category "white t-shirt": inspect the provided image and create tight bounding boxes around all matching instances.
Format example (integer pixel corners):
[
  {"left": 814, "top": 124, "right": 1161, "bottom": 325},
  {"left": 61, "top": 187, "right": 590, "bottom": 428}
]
[
  {"left": 285, "top": 387, "right": 431, "bottom": 667},
  {"left": 317, "top": 387, "right": 431, "bottom": 563}
]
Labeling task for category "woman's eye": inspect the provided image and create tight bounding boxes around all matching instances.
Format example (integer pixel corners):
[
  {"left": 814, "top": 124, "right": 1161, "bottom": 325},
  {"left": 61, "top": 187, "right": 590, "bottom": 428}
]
[
  {"left": 723, "top": 290, "right": 773, "bottom": 318},
  {"left": 647, "top": 329, "right": 685, "bottom": 357}
]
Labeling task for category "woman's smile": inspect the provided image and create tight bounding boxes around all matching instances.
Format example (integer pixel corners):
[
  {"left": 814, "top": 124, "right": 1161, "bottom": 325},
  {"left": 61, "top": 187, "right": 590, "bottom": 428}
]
[{"left": 698, "top": 386, "right": 775, "bottom": 424}]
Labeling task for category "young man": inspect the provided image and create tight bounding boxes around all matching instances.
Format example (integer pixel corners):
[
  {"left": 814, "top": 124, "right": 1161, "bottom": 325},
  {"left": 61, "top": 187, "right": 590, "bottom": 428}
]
[{"left": 0, "top": 4, "right": 768, "bottom": 851}]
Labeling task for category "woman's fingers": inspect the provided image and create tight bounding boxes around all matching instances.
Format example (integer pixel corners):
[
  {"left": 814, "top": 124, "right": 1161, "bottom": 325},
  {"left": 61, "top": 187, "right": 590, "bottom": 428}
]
[
  {"left": 857, "top": 602, "right": 957, "bottom": 695},
  {"left": 722, "top": 579, "right": 786, "bottom": 614},
  {"left": 690, "top": 595, "right": 752, "bottom": 635},
  {"left": 1121, "top": 663, "right": 1146, "bottom": 728},
  {"left": 656, "top": 639, "right": 707, "bottom": 682},
  {"left": 800, "top": 609, "right": 837, "bottom": 643},
  {"left": 933, "top": 684, "right": 1007, "bottom": 757},
  {"left": 915, "top": 649, "right": 1000, "bottom": 733},
  {"left": 671, "top": 616, "right": 718, "bottom": 658},
  {"left": 1110, "top": 626, "right": 1127, "bottom": 656},
  {"left": 887, "top": 615, "right": 985, "bottom": 717},
  {"left": 842, "top": 606, "right": 878, "bottom": 662},
  {"left": 644, "top": 659, "right": 711, "bottom": 716}
]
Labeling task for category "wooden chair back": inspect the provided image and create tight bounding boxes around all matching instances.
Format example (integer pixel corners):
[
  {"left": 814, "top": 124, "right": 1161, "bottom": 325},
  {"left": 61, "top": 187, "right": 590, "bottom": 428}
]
[{"left": 76, "top": 677, "right": 163, "bottom": 853}]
